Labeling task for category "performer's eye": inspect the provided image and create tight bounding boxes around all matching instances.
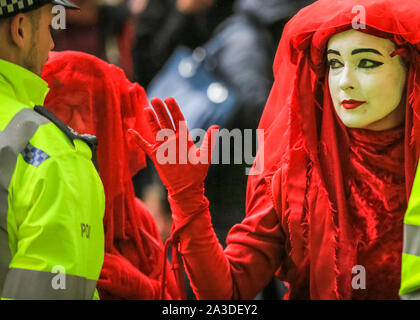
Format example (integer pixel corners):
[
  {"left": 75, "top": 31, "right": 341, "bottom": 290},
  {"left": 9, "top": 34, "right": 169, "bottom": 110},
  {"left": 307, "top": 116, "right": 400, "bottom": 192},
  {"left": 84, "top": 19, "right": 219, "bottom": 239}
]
[
  {"left": 358, "top": 59, "right": 384, "bottom": 69},
  {"left": 328, "top": 59, "right": 344, "bottom": 69}
]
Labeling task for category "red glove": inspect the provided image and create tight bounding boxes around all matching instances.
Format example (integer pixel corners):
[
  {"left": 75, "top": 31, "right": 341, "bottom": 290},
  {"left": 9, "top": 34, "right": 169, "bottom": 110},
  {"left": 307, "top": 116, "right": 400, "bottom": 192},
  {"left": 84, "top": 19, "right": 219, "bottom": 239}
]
[
  {"left": 128, "top": 98, "right": 235, "bottom": 300},
  {"left": 98, "top": 253, "right": 161, "bottom": 300},
  {"left": 128, "top": 97, "right": 219, "bottom": 221}
]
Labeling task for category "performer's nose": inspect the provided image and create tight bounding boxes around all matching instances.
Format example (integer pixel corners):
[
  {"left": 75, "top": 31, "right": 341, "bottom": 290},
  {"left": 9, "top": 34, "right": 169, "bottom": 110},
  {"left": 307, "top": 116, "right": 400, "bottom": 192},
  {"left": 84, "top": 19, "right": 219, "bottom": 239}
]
[{"left": 339, "top": 67, "right": 356, "bottom": 91}]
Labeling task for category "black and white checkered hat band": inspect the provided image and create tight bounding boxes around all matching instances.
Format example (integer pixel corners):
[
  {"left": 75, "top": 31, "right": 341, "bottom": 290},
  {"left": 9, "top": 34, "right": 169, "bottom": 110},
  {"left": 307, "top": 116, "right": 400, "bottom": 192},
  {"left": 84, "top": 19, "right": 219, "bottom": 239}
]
[{"left": 0, "top": 0, "right": 50, "bottom": 18}]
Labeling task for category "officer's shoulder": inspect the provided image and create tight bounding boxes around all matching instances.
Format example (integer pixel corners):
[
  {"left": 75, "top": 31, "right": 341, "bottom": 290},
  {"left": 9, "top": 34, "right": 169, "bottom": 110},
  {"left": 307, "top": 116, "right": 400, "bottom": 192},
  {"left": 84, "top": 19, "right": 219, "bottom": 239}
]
[
  {"left": 0, "top": 102, "right": 94, "bottom": 167},
  {"left": 24, "top": 125, "right": 94, "bottom": 171},
  {"left": 0, "top": 93, "right": 32, "bottom": 130},
  {"left": 29, "top": 106, "right": 96, "bottom": 163},
  {"left": 0, "top": 103, "right": 65, "bottom": 171}
]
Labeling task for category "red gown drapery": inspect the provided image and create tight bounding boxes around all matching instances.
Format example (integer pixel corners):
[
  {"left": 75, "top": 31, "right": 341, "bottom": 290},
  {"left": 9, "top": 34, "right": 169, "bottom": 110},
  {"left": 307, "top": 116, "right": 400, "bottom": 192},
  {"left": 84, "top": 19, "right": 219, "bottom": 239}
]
[{"left": 255, "top": 0, "right": 420, "bottom": 299}]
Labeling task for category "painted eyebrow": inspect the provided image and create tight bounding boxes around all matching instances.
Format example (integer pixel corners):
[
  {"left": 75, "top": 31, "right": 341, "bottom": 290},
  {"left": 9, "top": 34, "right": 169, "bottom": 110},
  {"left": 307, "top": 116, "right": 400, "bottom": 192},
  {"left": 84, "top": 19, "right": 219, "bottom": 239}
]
[
  {"left": 351, "top": 48, "right": 383, "bottom": 56},
  {"left": 327, "top": 49, "right": 340, "bottom": 56},
  {"left": 326, "top": 48, "right": 383, "bottom": 56}
]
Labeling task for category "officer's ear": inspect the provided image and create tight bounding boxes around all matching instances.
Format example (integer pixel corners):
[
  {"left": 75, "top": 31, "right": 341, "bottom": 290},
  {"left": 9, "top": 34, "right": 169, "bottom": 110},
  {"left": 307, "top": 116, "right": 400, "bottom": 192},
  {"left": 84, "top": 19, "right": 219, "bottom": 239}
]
[{"left": 9, "top": 13, "right": 31, "bottom": 49}]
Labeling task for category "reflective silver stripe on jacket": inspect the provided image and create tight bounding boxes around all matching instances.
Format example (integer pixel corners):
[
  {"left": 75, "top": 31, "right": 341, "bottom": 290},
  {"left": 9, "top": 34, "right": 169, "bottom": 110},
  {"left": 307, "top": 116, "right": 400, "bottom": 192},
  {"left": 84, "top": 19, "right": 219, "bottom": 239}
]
[
  {"left": 2, "top": 268, "right": 97, "bottom": 300},
  {"left": 401, "top": 289, "right": 420, "bottom": 300},
  {"left": 0, "top": 108, "right": 49, "bottom": 292},
  {"left": 403, "top": 224, "right": 420, "bottom": 257},
  {"left": 401, "top": 224, "right": 420, "bottom": 300}
]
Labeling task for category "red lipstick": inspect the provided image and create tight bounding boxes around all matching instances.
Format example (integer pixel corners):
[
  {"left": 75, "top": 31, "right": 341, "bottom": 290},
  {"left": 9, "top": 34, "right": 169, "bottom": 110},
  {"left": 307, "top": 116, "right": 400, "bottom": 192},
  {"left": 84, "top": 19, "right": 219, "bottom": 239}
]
[{"left": 341, "top": 100, "right": 366, "bottom": 109}]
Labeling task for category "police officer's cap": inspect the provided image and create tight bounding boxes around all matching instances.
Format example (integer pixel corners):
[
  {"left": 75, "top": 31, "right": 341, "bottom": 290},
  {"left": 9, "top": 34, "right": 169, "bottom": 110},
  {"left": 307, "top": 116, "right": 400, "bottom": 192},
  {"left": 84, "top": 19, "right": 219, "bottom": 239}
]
[{"left": 0, "top": 0, "right": 79, "bottom": 19}]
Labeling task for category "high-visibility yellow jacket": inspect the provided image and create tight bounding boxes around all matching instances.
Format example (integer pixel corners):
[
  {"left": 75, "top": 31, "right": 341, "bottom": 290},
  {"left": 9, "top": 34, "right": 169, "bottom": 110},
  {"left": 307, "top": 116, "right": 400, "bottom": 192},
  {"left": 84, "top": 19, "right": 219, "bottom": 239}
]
[
  {"left": 400, "top": 160, "right": 420, "bottom": 299},
  {"left": 0, "top": 59, "right": 105, "bottom": 300}
]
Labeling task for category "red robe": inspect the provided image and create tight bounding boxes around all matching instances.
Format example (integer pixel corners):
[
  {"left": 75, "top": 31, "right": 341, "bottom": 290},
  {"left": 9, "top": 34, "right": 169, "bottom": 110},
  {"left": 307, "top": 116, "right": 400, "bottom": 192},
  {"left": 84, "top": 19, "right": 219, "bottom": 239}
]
[
  {"left": 164, "top": 0, "right": 420, "bottom": 300},
  {"left": 42, "top": 51, "right": 180, "bottom": 300}
]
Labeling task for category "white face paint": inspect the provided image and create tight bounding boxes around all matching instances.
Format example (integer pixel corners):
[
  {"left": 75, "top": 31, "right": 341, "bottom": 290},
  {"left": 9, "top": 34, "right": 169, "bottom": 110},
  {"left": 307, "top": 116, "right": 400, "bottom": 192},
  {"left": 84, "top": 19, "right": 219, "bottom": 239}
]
[{"left": 327, "top": 29, "right": 407, "bottom": 131}]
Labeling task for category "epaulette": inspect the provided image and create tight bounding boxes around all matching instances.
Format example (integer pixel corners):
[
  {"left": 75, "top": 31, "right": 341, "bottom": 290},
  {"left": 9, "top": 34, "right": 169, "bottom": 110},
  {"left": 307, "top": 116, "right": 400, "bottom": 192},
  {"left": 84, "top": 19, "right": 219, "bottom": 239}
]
[{"left": 33, "top": 105, "right": 99, "bottom": 170}]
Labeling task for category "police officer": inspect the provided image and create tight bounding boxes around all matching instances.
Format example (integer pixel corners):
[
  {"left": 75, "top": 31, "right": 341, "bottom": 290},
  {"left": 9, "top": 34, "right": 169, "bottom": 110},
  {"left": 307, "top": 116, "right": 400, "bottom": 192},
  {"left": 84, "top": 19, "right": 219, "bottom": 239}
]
[{"left": 0, "top": 0, "right": 105, "bottom": 299}]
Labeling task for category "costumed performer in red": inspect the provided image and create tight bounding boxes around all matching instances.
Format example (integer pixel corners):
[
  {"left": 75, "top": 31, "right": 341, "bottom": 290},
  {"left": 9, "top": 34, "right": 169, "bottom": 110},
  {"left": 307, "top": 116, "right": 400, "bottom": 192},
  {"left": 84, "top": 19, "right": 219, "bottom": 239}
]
[
  {"left": 130, "top": 0, "right": 420, "bottom": 300},
  {"left": 42, "top": 51, "right": 181, "bottom": 300}
]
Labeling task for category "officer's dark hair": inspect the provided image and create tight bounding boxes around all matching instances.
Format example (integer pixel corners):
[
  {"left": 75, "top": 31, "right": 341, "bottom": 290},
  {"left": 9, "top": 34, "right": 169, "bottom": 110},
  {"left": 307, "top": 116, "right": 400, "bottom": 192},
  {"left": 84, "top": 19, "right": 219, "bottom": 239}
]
[
  {"left": 0, "top": 16, "right": 10, "bottom": 28},
  {"left": 0, "top": 17, "right": 11, "bottom": 43}
]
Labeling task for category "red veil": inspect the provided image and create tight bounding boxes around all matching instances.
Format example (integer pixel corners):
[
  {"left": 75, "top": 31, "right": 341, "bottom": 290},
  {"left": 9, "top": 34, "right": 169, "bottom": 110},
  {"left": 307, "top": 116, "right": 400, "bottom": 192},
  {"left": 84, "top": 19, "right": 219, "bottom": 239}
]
[
  {"left": 42, "top": 51, "right": 179, "bottom": 299},
  {"left": 248, "top": 0, "right": 420, "bottom": 299}
]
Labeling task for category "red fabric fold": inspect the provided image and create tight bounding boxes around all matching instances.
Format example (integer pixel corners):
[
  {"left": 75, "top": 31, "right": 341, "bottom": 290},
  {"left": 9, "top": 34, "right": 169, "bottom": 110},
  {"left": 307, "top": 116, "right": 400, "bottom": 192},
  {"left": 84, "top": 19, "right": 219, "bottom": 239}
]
[{"left": 42, "top": 51, "right": 180, "bottom": 300}]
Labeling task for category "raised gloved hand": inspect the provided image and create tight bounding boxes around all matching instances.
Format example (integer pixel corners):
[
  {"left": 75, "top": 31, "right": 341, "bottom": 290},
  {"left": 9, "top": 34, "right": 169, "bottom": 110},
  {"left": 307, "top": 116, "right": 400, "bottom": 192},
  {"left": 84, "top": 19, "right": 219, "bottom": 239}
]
[
  {"left": 129, "top": 98, "right": 232, "bottom": 300},
  {"left": 128, "top": 97, "right": 219, "bottom": 219}
]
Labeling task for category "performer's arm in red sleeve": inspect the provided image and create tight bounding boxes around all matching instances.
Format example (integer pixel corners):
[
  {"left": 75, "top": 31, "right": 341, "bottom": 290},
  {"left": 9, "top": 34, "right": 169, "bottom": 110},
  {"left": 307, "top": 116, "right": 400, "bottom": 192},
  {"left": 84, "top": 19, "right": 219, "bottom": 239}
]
[
  {"left": 129, "top": 97, "right": 285, "bottom": 299},
  {"left": 175, "top": 176, "right": 285, "bottom": 299}
]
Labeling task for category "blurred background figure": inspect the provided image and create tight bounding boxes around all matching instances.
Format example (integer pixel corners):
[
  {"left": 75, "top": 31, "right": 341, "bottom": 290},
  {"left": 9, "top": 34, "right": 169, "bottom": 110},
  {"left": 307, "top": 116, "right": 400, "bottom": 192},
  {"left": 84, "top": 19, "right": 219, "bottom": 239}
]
[
  {"left": 131, "top": 0, "right": 234, "bottom": 88},
  {"left": 176, "top": 0, "right": 215, "bottom": 13},
  {"left": 52, "top": 0, "right": 136, "bottom": 79}
]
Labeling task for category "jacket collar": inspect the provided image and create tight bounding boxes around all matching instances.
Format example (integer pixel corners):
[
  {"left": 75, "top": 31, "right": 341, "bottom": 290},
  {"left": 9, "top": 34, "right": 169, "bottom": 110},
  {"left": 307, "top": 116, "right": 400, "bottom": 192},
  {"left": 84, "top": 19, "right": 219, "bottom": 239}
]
[{"left": 0, "top": 58, "right": 49, "bottom": 108}]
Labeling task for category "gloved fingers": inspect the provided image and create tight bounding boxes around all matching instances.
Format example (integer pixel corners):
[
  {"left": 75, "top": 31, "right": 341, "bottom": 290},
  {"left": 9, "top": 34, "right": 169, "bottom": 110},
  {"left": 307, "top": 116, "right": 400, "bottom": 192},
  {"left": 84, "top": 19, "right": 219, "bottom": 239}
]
[
  {"left": 198, "top": 125, "right": 219, "bottom": 163},
  {"left": 151, "top": 97, "right": 175, "bottom": 131},
  {"left": 177, "top": 117, "right": 191, "bottom": 145},
  {"left": 165, "top": 97, "right": 186, "bottom": 132},
  {"left": 127, "top": 129, "right": 153, "bottom": 154},
  {"left": 145, "top": 107, "right": 162, "bottom": 137}
]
